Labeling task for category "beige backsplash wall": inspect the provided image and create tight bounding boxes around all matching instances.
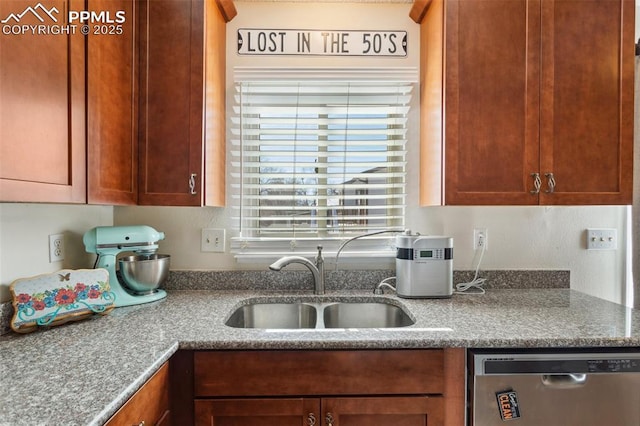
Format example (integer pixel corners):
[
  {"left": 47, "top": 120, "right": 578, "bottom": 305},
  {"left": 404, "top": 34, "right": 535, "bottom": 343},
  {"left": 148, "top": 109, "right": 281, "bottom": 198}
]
[
  {"left": 0, "top": 204, "right": 114, "bottom": 302},
  {"left": 0, "top": 202, "right": 630, "bottom": 306},
  {"left": 113, "top": 204, "right": 630, "bottom": 306}
]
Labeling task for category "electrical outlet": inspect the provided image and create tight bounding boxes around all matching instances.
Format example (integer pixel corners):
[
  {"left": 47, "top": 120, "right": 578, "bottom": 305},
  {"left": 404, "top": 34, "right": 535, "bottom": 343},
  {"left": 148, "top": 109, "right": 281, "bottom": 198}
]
[
  {"left": 473, "top": 228, "right": 488, "bottom": 251},
  {"left": 201, "top": 228, "right": 226, "bottom": 252},
  {"left": 586, "top": 228, "right": 617, "bottom": 250},
  {"left": 49, "top": 233, "right": 65, "bottom": 262}
]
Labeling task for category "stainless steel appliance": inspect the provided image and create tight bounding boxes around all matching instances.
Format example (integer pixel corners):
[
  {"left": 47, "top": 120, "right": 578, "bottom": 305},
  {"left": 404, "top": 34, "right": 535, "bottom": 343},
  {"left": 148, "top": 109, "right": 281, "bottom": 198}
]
[
  {"left": 470, "top": 349, "right": 640, "bottom": 425},
  {"left": 395, "top": 230, "right": 453, "bottom": 298},
  {"left": 83, "top": 225, "right": 169, "bottom": 307}
]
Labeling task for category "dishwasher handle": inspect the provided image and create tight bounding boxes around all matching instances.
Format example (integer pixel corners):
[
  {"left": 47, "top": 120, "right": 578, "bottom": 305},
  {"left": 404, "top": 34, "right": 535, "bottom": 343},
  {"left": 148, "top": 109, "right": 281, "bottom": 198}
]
[{"left": 541, "top": 373, "right": 587, "bottom": 388}]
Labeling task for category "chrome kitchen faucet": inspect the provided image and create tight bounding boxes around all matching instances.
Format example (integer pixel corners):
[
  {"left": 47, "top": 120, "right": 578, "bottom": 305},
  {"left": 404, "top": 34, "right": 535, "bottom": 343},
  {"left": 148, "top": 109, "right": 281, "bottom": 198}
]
[{"left": 269, "top": 246, "right": 325, "bottom": 295}]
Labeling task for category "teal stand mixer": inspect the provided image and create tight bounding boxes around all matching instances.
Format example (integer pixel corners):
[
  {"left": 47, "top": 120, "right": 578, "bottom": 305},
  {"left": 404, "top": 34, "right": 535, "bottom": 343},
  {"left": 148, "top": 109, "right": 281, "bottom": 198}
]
[{"left": 83, "top": 226, "right": 169, "bottom": 307}]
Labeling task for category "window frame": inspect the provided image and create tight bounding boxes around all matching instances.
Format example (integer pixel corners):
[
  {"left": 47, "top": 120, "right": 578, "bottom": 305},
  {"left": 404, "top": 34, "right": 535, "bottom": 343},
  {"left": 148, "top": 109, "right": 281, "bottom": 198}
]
[{"left": 230, "top": 67, "right": 418, "bottom": 260}]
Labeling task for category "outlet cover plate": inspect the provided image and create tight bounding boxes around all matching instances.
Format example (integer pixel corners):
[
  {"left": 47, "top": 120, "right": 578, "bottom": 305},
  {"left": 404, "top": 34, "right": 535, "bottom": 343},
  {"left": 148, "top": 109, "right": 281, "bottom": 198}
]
[
  {"left": 202, "top": 228, "right": 226, "bottom": 253},
  {"left": 473, "top": 228, "right": 488, "bottom": 251},
  {"left": 49, "top": 233, "right": 65, "bottom": 262},
  {"left": 586, "top": 228, "right": 617, "bottom": 250}
]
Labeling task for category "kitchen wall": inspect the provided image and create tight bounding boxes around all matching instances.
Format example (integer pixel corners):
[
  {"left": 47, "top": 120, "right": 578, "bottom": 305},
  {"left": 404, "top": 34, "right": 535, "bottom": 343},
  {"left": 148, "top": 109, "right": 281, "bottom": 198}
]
[
  {"left": 0, "top": 1, "right": 633, "bottom": 307},
  {"left": 0, "top": 204, "right": 113, "bottom": 302}
]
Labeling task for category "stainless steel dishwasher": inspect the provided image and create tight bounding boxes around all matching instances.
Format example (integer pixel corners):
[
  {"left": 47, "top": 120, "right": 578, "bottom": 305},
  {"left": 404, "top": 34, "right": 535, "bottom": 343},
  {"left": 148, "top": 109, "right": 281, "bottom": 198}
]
[{"left": 469, "top": 349, "right": 640, "bottom": 425}]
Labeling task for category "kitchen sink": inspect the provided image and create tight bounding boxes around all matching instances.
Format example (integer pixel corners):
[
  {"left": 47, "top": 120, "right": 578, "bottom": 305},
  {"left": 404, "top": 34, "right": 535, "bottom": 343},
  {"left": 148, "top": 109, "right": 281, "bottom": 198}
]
[
  {"left": 322, "top": 302, "right": 414, "bottom": 328},
  {"left": 225, "top": 302, "right": 317, "bottom": 329},
  {"left": 225, "top": 298, "right": 415, "bottom": 329}
]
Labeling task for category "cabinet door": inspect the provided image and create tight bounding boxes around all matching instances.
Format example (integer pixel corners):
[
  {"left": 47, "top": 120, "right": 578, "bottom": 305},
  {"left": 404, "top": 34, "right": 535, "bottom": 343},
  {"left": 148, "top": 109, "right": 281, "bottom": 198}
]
[
  {"left": 195, "top": 398, "right": 320, "bottom": 426},
  {"left": 443, "top": 0, "right": 540, "bottom": 205},
  {"left": 194, "top": 397, "right": 443, "bottom": 426},
  {"left": 323, "top": 396, "right": 444, "bottom": 426},
  {"left": 539, "top": 0, "right": 633, "bottom": 205},
  {"left": 0, "top": 0, "right": 86, "bottom": 203},
  {"left": 138, "top": 0, "right": 204, "bottom": 205},
  {"left": 87, "top": 0, "right": 138, "bottom": 205},
  {"left": 105, "top": 362, "right": 171, "bottom": 426}
]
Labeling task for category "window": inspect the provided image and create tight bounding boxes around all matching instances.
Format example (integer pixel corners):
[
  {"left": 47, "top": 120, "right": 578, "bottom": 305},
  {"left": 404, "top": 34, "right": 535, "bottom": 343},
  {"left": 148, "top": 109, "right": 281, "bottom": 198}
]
[{"left": 230, "top": 68, "right": 416, "bottom": 255}]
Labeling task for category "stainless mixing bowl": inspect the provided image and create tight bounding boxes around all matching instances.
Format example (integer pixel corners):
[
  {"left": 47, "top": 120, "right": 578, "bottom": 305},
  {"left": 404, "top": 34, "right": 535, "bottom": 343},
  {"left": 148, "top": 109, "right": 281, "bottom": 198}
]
[{"left": 118, "top": 254, "right": 170, "bottom": 294}]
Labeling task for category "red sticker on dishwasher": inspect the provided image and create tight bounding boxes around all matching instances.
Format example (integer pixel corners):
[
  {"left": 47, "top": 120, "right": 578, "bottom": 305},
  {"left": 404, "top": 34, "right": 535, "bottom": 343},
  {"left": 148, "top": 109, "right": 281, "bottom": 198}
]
[{"left": 496, "top": 390, "right": 521, "bottom": 421}]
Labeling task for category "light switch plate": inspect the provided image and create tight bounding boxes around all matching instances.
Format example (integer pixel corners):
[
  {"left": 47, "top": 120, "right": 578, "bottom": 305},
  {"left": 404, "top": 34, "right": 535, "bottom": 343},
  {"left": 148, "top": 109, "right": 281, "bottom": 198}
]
[
  {"left": 586, "top": 228, "right": 617, "bottom": 250},
  {"left": 201, "top": 228, "right": 226, "bottom": 252}
]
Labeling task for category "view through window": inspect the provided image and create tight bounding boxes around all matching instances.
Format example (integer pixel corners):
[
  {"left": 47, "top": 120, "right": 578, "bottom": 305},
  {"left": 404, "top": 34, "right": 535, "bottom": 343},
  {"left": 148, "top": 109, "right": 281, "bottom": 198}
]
[{"left": 231, "top": 73, "right": 414, "bottom": 241}]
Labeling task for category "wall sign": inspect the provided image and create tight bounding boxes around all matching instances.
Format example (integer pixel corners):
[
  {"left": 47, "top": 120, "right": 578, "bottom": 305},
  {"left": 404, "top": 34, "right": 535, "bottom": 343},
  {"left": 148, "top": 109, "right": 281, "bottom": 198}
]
[{"left": 237, "top": 28, "right": 407, "bottom": 57}]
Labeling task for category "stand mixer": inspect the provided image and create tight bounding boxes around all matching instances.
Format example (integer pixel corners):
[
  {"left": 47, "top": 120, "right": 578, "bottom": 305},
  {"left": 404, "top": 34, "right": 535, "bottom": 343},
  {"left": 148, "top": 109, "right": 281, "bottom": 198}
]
[{"left": 83, "top": 226, "right": 168, "bottom": 307}]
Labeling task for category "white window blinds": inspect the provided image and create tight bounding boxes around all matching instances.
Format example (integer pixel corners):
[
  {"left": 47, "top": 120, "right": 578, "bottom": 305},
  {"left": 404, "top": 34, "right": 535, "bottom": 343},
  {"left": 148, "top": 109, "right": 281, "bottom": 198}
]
[{"left": 231, "top": 68, "right": 415, "bottom": 240}]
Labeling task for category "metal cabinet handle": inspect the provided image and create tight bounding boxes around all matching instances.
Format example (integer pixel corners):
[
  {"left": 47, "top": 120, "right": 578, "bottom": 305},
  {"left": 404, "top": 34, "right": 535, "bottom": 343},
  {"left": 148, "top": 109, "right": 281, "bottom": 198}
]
[
  {"left": 325, "top": 412, "right": 334, "bottom": 426},
  {"left": 189, "top": 173, "right": 197, "bottom": 195},
  {"left": 530, "top": 173, "right": 541, "bottom": 195},
  {"left": 545, "top": 172, "right": 556, "bottom": 193},
  {"left": 307, "top": 412, "right": 316, "bottom": 426}
]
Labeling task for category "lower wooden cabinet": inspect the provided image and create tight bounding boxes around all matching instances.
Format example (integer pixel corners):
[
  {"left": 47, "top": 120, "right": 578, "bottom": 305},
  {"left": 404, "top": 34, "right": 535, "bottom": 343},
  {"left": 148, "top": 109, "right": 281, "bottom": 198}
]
[
  {"left": 195, "top": 396, "right": 443, "bottom": 426},
  {"left": 179, "top": 349, "right": 464, "bottom": 426},
  {"left": 322, "top": 396, "right": 443, "bottom": 425},
  {"left": 105, "top": 361, "right": 171, "bottom": 426},
  {"left": 195, "top": 398, "right": 317, "bottom": 426}
]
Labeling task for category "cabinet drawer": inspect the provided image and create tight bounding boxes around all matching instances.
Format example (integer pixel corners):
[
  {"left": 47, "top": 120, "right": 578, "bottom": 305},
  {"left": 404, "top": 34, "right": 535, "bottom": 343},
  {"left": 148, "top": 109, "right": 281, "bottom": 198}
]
[
  {"left": 194, "top": 349, "right": 444, "bottom": 396},
  {"left": 105, "top": 361, "right": 170, "bottom": 426}
]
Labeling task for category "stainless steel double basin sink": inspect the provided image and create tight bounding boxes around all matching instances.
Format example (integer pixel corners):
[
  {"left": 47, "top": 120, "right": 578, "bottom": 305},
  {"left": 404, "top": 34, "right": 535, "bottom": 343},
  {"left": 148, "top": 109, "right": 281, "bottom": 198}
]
[{"left": 225, "top": 298, "right": 415, "bottom": 329}]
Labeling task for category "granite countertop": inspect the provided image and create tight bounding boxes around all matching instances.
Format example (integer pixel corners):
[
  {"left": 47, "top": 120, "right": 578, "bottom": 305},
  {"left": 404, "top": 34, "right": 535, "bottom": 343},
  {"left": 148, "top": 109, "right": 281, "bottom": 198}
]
[{"left": 2, "top": 282, "right": 640, "bottom": 425}]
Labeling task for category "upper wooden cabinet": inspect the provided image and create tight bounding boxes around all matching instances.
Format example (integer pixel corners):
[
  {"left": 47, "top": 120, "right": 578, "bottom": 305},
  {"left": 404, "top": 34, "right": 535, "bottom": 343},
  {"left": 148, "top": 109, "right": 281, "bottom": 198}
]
[
  {"left": 138, "top": 0, "right": 203, "bottom": 206},
  {"left": 0, "top": 0, "right": 86, "bottom": 203},
  {"left": 538, "top": 0, "right": 634, "bottom": 205},
  {"left": 138, "top": 0, "right": 233, "bottom": 206},
  {"left": 87, "top": 0, "right": 138, "bottom": 205},
  {"left": 414, "top": 0, "right": 634, "bottom": 206},
  {"left": 0, "top": 0, "right": 234, "bottom": 205},
  {"left": 88, "top": 0, "right": 234, "bottom": 206}
]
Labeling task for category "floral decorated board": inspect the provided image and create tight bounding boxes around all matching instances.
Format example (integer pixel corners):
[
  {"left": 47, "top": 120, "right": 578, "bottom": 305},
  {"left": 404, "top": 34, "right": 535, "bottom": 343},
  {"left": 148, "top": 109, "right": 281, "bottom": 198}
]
[{"left": 10, "top": 269, "right": 115, "bottom": 333}]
